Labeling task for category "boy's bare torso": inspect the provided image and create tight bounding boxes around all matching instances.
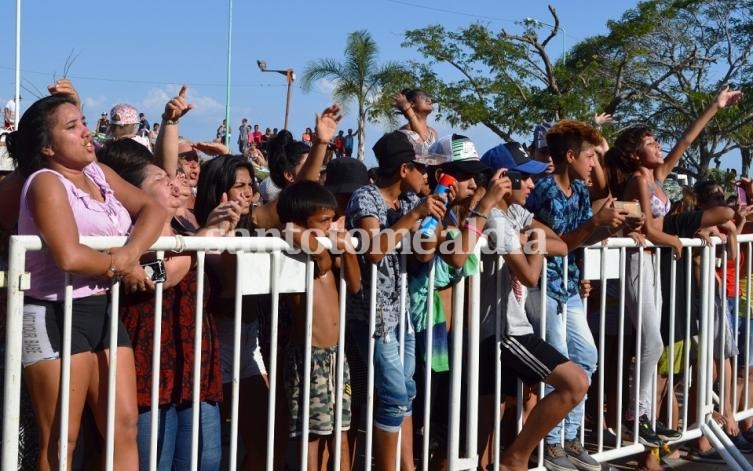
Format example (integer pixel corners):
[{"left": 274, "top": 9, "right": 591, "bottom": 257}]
[{"left": 287, "top": 271, "right": 341, "bottom": 348}]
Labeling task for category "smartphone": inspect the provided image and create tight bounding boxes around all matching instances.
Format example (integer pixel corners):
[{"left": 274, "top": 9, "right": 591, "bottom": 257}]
[
  {"left": 737, "top": 183, "right": 748, "bottom": 206},
  {"left": 507, "top": 170, "right": 522, "bottom": 190},
  {"left": 141, "top": 259, "right": 167, "bottom": 283},
  {"left": 614, "top": 201, "right": 642, "bottom": 219}
]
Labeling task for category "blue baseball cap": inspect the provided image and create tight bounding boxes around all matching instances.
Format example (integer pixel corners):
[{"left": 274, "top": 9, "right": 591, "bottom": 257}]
[{"left": 480, "top": 142, "right": 549, "bottom": 175}]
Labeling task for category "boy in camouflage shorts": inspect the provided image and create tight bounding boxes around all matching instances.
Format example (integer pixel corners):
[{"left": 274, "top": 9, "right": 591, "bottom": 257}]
[
  {"left": 277, "top": 181, "right": 361, "bottom": 470},
  {"left": 285, "top": 346, "right": 352, "bottom": 436}
]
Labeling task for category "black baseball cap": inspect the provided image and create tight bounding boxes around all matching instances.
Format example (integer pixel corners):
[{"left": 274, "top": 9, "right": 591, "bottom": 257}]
[
  {"left": 324, "top": 158, "right": 369, "bottom": 194},
  {"left": 372, "top": 131, "right": 443, "bottom": 171}
]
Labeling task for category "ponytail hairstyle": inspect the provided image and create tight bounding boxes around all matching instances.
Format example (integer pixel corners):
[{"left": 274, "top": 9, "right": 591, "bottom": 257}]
[
  {"left": 267, "top": 129, "right": 310, "bottom": 189},
  {"left": 6, "top": 95, "right": 78, "bottom": 178}
]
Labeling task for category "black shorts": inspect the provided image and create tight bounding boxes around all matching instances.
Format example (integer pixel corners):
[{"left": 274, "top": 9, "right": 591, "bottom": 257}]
[
  {"left": 22, "top": 295, "right": 131, "bottom": 367},
  {"left": 479, "top": 334, "right": 568, "bottom": 397}
]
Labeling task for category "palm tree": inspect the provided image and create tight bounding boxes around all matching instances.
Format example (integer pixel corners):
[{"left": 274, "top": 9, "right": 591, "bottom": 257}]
[{"left": 300, "top": 30, "right": 405, "bottom": 161}]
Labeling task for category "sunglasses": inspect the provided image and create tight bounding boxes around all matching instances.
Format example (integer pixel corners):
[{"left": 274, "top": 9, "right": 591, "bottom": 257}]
[{"left": 178, "top": 150, "right": 199, "bottom": 161}]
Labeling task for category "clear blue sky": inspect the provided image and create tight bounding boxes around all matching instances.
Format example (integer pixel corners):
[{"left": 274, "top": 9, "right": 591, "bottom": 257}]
[{"left": 0, "top": 0, "right": 740, "bottom": 171}]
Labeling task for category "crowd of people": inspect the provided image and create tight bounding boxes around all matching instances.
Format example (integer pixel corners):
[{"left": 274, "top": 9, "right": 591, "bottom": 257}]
[{"left": 0, "top": 77, "right": 749, "bottom": 471}]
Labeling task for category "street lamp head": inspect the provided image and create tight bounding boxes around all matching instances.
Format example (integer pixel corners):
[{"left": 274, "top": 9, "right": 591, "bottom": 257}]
[{"left": 257, "top": 60, "right": 267, "bottom": 72}]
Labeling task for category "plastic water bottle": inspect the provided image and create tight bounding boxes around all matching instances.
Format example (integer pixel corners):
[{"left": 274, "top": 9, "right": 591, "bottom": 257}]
[{"left": 418, "top": 173, "right": 457, "bottom": 237}]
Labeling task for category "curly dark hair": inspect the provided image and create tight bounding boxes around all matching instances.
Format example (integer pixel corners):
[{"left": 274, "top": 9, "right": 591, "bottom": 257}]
[
  {"left": 603, "top": 125, "right": 653, "bottom": 199},
  {"left": 546, "top": 119, "right": 603, "bottom": 166}
]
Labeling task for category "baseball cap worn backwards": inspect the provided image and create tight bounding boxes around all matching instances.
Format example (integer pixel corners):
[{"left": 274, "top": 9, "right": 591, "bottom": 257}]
[
  {"left": 429, "top": 134, "right": 489, "bottom": 175},
  {"left": 372, "top": 130, "right": 449, "bottom": 171},
  {"left": 480, "top": 142, "right": 549, "bottom": 175},
  {"left": 109, "top": 103, "right": 140, "bottom": 126}
]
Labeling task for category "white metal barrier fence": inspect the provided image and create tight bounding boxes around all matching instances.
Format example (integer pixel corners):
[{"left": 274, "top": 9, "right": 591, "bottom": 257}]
[{"left": 2, "top": 234, "right": 752, "bottom": 470}]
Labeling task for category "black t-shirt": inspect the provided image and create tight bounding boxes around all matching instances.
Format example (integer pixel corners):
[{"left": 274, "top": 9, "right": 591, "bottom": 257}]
[{"left": 660, "top": 211, "right": 704, "bottom": 344}]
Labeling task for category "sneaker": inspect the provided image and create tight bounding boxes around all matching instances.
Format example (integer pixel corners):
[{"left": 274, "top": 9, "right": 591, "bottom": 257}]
[
  {"left": 623, "top": 414, "right": 663, "bottom": 447},
  {"left": 563, "top": 439, "right": 602, "bottom": 471},
  {"left": 601, "top": 428, "right": 618, "bottom": 448},
  {"left": 730, "top": 433, "right": 753, "bottom": 454},
  {"left": 543, "top": 443, "right": 578, "bottom": 471},
  {"left": 654, "top": 420, "right": 682, "bottom": 441},
  {"left": 585, "top": 427, "right": 618, "bottom": 448},
  {"left": 688, "top": 448, "right": 726, "bottom": 464}
]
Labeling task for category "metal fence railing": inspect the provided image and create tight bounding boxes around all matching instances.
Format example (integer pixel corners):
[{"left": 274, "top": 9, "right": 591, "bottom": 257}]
[{"left": 2, "top": 233, "right": 751, "bottom": 470}]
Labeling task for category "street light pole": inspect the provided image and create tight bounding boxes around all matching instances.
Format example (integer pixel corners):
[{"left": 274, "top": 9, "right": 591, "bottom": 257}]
[
  {"left": 283, "top": 69, "right": 293, "bottom": 131},
  {"left": 224, "top": 0, "right": 233, "bottom": 148},
  {"left": 257, "top": 60, "right": 295, "bottom": 131}
]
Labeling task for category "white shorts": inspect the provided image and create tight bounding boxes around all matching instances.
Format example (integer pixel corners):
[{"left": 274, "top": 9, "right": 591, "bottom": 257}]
[{"left": 216, "top": 316, "right": 267, "bottom": 383}]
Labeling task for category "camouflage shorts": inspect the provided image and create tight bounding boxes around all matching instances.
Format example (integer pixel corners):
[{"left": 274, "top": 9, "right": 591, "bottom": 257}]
[{"left": 284, "top": 345, "right": 351, "bottom": 437}]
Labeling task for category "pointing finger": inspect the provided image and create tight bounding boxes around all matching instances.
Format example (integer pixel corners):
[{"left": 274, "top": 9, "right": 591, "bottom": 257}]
[{"left": 178, "top": 84, "right": 188, "bottom": 98}]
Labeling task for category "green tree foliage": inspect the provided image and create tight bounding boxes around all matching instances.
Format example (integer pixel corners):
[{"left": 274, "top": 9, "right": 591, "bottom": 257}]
[
  {"left": 397, "top": 0, "right": 753, "bottom": 177},
  {"left": 397, "top": 6, "right": 577, "bottom": 142},
  {"left": 569, "top": 0, "right": 753, "bottom": 178},
  {"left": 299, "top": 30, "right": 409, "bottom": 160}
]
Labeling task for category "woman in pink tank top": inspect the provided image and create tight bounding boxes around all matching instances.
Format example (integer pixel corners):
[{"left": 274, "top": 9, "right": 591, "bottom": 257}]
[{"left": 7, "top": 94, "right": 165, "bottom": 470}]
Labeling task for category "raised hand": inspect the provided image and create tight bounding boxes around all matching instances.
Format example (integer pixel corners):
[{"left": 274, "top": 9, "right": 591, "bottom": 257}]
[
  {"left": 393, "top": 92, "right": 410, "bottom": 112},
  {"left": 716, "top": 85, "right": 743, "bottom": 109},
  {"left": 163, "top": 85, "right": 194, "bottom": 122},
  {"left": 593, "top": 112, "right": 613, "bottom": 128},
  {"left": 315, "top": 104, "right": 342, "bottom": 144},
  {"left": 204, "top": 192, "right": 243, "bottom": 235},
  {"left": 47, "top": 79, "right": 81, "bottom": 109},
  {"left": 194, "top": 141, "right": 230, "bottom": 156},
  {"left": 479, "top": 168, "right": 512, "bottom": 209}
]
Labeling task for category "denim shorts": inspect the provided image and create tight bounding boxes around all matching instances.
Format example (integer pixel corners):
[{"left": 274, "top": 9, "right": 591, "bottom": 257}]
[{"left": 349, "top": 320, "right": 416, "bottom": 432}]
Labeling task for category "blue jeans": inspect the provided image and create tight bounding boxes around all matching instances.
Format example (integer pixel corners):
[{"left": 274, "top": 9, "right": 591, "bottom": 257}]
[
  {"left": 137, "top": 402, "right": 222, "bottom": 471},
  {"left": 528, "top": 291, "right": 598, "bottom": 443},
  {"left": 350, "top": 320, "right": 416, "bottom": 432}
]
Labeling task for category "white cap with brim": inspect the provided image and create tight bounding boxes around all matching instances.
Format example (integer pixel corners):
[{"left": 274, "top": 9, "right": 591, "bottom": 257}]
[{"left": 428, "top": 134, "right": 489, "bottom": 174}]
